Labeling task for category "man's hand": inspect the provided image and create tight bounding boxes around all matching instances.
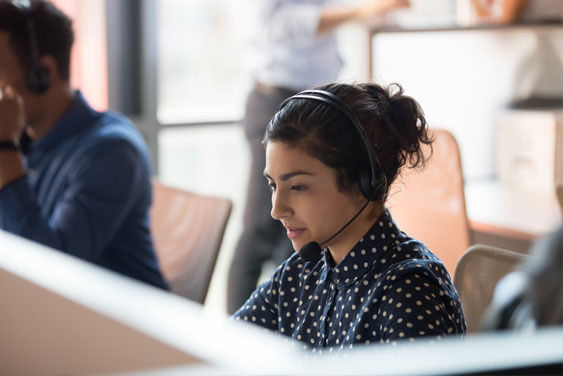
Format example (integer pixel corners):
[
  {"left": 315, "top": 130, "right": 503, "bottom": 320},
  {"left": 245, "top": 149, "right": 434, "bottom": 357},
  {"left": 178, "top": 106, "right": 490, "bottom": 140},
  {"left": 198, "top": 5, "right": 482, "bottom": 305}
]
[
  {"left": 0, "top": 86, "right": 25, "bottom": 143},
  {"left": 354, "top": 0, "right": 410, "bottom": 23}
]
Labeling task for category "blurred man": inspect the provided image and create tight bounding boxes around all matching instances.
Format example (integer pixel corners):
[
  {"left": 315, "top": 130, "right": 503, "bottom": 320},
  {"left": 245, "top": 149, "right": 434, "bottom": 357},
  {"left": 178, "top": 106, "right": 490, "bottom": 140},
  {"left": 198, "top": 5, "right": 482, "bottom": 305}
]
[{"left": 0, "top": 0, "right": 168, "bottom": 289}]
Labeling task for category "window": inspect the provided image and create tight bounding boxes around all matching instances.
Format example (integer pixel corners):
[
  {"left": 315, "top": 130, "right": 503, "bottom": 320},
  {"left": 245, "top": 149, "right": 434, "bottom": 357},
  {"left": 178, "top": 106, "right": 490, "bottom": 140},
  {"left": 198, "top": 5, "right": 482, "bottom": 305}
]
[
  {"left": 52, "top": 0, "right": 108, "bottom": 111},
  {"left": 156, "top": 0, "right": 252, "bottom": 124}
]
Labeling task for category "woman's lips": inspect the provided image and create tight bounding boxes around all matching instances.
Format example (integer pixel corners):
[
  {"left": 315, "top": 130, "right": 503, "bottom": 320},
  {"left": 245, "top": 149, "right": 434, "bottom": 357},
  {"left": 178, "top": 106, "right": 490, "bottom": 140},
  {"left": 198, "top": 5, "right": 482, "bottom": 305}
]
[{"left": 286, "top": 228, "right": 305, "bottom": 239}]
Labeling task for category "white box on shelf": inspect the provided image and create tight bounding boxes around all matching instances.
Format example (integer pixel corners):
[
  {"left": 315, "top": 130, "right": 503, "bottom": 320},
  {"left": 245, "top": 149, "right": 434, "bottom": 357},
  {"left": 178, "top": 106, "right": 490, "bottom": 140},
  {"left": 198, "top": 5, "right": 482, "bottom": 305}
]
[{"left": 497, "top": 109, "right": 563, "bottom": 194}]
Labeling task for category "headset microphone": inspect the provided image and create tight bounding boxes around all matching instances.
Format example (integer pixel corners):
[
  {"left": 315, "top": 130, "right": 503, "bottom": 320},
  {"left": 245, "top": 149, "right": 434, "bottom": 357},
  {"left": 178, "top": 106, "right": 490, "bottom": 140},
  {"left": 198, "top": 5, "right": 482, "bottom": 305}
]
[
  {"left": 278, "top": 89, "right": 387, "bottom": 263},
  {"left": 298, "top": 242, "right": 323, "bottom": 263}
]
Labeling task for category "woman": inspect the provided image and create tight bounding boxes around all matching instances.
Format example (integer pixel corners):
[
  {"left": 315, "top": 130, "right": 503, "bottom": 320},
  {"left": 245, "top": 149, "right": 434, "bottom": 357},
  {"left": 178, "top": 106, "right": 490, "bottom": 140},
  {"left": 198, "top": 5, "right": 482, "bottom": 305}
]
[{"left": 233, "top": 82, "right": 466, "bottom": 351}]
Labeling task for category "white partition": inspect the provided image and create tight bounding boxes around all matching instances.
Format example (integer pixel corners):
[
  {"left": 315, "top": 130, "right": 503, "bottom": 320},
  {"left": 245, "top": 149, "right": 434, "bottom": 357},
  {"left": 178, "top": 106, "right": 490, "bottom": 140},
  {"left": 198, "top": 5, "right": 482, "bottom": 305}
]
[
  {"left": 1, "top": 230, "right": 561, "bottom": 375},
  {"left": 130, "top": 328, "right": 563, "bottom": 376},
  {"left": 0, "top": 230, "right": 301, "bottom": 375}
]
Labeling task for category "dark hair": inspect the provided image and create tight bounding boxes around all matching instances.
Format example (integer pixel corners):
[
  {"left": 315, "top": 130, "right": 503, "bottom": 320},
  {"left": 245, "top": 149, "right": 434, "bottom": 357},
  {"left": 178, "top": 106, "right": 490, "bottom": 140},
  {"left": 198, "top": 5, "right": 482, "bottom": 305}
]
[
  {"left": 263, "top": 82, "right": 433, "bottom": 203},
  {"left": 0, "top": 0, "right": 74, "bottom": 81}
]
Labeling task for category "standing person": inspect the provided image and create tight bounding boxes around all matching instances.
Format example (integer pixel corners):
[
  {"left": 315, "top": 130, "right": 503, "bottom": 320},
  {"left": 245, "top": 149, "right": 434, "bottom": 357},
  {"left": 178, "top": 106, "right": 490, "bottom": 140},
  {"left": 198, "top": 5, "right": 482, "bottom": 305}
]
[
  {"left": 234, "top": 82, "right": 466, "bottom": 350},
  {"left": 0, "top": 0, "right": 168, "bottom": 289},
  {"left": 228, "top": 0, "right": 409, "bottom": 314}
]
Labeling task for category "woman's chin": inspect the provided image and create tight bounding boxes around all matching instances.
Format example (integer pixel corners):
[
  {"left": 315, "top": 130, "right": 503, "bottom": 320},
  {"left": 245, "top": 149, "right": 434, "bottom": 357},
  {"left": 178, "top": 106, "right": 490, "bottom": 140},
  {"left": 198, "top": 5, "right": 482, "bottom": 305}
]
[{"left": 290, "top": 240, "right": 302, "bottom": 252}]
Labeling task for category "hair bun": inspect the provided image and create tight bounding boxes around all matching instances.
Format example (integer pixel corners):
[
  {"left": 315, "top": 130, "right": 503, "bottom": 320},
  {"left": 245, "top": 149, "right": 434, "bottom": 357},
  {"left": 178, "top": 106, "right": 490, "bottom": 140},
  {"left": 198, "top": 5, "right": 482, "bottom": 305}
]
[
  {"left": 360, "top": 82, "right": 431, "bottom": 179},
  {"left": 365, "top": 84, "right": 390, "bottom": 116}
]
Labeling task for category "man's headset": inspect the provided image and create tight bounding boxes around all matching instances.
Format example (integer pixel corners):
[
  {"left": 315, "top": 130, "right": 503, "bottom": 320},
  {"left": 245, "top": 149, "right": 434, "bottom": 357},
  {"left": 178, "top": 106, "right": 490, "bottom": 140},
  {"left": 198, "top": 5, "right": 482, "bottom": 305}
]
[
  {"left": 278, "top": 89, "right": 388, "bottom": 262},
  {"left": 11, "top": 0, "right": 50, "bottom": 94}
]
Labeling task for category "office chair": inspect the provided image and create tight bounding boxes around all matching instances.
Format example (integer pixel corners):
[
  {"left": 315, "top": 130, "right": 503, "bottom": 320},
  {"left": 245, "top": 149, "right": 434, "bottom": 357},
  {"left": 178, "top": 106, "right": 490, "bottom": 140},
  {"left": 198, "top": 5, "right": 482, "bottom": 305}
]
[
  {"left": 387, "top": 128, "right": 471, "bottom": 277},
  {"left": 556, "top": 183, "right": 563, "bottom": 213},
  {"left": 151, "top": 179, "right": 232, "bottom": 304},
  {"left": 454, "top": 244, "right": 531, "bottom": 333},
  {"left": 556, "top": 118, "right": 563, "bottom": 213}
]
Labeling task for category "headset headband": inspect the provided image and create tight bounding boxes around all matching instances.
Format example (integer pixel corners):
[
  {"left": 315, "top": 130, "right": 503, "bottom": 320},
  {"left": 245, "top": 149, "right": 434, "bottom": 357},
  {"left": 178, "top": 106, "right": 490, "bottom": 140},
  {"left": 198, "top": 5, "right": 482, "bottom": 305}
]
[{"left": 11, "top": 0, "right": 50, "bottom": 94}]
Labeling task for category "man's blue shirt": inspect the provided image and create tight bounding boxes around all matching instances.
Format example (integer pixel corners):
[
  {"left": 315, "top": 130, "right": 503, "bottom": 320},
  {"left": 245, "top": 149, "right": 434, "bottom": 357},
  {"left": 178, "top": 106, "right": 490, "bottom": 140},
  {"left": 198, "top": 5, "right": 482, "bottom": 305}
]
[{"left": 0, "top": 92, "right": 168, "bottom": 289}]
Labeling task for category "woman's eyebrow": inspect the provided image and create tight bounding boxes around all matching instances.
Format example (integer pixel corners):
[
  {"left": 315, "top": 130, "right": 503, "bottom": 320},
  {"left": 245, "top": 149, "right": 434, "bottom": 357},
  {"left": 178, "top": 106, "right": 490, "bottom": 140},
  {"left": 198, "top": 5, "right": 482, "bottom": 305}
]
[{"left": 263, "top": 171, "right": 314, "bottom": 182}]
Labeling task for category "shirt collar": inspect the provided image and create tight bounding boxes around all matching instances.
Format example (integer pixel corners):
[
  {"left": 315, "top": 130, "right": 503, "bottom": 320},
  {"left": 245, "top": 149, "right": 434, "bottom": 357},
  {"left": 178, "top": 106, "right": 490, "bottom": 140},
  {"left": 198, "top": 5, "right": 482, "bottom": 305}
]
[
  {"left": 30, "top": 91, "right": 101, "bottom": 156},
  {"left": 322, "top": 208, "right": 405, "bottom": 287}
]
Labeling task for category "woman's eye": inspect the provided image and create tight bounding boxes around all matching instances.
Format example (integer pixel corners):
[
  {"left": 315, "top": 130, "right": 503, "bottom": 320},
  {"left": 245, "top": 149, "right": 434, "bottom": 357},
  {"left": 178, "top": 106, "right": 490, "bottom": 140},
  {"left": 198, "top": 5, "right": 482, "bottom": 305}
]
[
  {"left": 291, "top": 185, "right": 307, "bottom": 192},
  {"left": 267, "top": 182, "right": 276, "bottom": 192}
]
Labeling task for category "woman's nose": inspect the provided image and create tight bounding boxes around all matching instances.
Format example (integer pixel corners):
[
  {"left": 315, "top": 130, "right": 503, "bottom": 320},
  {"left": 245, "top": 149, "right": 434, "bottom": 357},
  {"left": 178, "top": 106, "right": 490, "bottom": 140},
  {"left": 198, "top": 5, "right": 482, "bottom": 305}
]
[{"left": 271, "top": 190, "right": 290, "bottom": 220}]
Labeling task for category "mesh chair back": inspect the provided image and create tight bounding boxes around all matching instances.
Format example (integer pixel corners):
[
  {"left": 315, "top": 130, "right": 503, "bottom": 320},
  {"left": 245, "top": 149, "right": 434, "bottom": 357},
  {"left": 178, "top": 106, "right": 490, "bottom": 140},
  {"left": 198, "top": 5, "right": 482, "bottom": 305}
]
[
  {"left": 151, "top": 180, "right": 232, "bottom": 304},
  {"left": 454, "top": 244, "right": 531, "bottom": 333}
]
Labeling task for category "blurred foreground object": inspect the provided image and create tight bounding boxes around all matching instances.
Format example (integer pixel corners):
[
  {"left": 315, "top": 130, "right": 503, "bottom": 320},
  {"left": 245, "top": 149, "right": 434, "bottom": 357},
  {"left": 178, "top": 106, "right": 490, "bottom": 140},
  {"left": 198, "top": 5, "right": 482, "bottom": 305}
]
[{"left": 483, "top": 226, "right": 563, "bottom": 330}]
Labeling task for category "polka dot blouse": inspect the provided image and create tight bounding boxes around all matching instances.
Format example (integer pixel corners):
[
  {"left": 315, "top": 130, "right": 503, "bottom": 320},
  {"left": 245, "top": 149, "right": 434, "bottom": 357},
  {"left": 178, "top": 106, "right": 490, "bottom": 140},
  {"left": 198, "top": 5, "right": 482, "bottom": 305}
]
[{"left": 234, "top": 209, "right": 467, "bottom": 351}]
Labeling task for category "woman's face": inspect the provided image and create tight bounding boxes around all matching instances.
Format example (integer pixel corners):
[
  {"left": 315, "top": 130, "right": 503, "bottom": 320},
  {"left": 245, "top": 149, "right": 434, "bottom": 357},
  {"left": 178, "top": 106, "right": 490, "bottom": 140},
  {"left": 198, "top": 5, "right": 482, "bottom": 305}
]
[{"left": 264, "top": 141, "right": 364, "bottom": 253}]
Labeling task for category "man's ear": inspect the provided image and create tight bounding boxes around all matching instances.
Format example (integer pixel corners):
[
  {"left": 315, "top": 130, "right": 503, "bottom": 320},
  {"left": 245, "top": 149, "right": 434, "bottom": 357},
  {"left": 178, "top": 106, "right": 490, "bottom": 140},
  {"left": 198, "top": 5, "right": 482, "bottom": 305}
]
[
  {"left": 25, "top": 55, "right": 52, "bottom": 94},
  {"left": 38, "top": 55, "right": 57, "bottom": 80}
]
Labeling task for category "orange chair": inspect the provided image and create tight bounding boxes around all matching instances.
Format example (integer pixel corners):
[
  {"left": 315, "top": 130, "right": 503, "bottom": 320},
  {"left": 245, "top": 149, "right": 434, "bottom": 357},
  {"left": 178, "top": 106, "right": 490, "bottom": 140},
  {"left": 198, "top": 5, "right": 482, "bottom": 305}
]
[
  {"left": 556, "top": 120, "right": 563, "bottom": 213},
  {"left": 151, "top": 180, "right": 232, "bottom": 304},
  {"left": 557, "top": 183, "right": 563, "bottom": 214},
  {"left": 386, "top": 129, "right": 471, "bottom": 277}
]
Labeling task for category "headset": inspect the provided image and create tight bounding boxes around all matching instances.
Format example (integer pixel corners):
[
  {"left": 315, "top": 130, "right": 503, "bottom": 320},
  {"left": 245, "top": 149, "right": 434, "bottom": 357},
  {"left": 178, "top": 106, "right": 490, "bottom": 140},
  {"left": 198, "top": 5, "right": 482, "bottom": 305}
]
[
  {"left": 11, "top": 0, "right": 50, "bottom": 94},
  {"left": 278, "top": 89, "right": 388, "bottom": 262}
]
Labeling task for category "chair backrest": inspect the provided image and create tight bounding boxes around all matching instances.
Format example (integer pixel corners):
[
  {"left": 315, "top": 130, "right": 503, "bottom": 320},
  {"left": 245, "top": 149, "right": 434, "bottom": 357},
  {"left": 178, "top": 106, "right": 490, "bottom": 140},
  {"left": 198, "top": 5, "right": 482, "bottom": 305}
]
[
  {"left": 453, "top": 244, "right": 532, "bottom": 333},
  {"left": 386, "top": 128, "right": 471, "bottom": 276},
  {"left": 556, "top": 119, "right": 563, "bottom": 213},
  {"left": 151, "top": 180, "right": 232, "bottom": 304},
  {"left": 556, "top": 183, "right": 563, "bottom": 213}
]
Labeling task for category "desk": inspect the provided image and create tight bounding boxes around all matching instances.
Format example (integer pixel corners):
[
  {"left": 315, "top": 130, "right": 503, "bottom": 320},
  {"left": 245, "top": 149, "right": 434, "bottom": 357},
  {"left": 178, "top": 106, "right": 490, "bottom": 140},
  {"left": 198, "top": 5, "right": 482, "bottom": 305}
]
[{"left": 465, "top": 180, "right": 561, "bottom": 242}]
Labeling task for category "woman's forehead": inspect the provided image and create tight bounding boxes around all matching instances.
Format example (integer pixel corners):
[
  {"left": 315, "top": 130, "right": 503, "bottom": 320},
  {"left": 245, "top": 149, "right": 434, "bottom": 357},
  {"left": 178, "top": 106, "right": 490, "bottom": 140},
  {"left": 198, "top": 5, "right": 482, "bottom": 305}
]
[
  {"left": 265, "top": 141, "right": 332, "bottom": 178},
  {"left": 266, "top": 142, "right": 312, "bottom": 165}
]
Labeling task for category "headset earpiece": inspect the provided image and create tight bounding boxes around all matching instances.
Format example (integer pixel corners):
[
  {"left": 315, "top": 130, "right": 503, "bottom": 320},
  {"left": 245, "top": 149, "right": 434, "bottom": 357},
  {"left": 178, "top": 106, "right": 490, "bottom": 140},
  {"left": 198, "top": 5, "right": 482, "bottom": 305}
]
[
  {"left": 27, "top": 64, "right": 50, "bottom": 94},
  {"left": 358, "top": 171, "right": 375, "bottom": 200}
]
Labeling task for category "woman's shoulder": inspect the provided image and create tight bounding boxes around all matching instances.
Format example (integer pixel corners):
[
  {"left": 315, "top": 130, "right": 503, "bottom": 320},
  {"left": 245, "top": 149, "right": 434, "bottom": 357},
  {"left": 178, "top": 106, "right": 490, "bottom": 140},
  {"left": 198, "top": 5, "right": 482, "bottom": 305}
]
[
  {"left": 373, "top": 230, "right": 452, "bottom": 284},
  {"left": 381, "top": 247, "right": 459, "bottom": 305}
]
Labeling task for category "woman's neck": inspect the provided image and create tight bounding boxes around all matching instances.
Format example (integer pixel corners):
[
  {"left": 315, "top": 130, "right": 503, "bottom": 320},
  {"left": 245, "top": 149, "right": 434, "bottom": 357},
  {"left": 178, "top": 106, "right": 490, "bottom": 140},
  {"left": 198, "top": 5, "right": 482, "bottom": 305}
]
[{"left": 327, "top": 203, "right": 384, "bottom": 265}]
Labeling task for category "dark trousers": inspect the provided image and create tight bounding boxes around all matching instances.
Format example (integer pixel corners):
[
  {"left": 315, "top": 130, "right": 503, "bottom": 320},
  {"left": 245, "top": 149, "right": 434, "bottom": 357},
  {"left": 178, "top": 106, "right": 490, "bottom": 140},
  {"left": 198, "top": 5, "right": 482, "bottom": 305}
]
[{"left": 227, "top": 85, "right": 297, "bottom": 314}]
